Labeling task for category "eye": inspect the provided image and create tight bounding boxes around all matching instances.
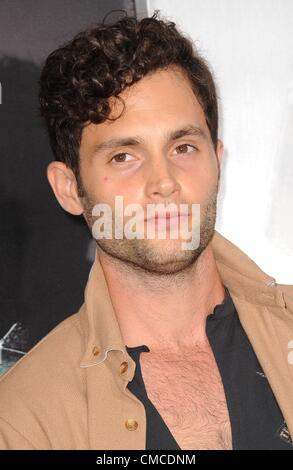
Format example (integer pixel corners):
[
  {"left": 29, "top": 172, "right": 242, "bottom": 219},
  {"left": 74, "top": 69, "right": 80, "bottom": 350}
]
[
  {"left": 174, "top": 144, "right": 197, "bottom": 154},
  {"left": 110, "top": 153, "right": 134, "bottom": 163}
]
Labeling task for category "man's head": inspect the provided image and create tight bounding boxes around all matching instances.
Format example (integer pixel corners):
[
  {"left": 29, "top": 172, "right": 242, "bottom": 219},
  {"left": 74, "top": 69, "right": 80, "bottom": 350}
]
[{"left": 39, "top": 12, "right": 223, "bottom": 275}]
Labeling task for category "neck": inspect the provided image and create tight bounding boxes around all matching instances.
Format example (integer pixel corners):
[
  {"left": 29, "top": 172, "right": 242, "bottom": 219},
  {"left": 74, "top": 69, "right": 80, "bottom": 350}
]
[{"left": 97, "top": 243, "right": 226, "bottom": 354}]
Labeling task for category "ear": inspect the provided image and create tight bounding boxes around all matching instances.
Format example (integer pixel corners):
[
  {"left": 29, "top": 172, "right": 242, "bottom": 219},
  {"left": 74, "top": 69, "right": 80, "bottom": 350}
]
[
  {"left": 216, "top": 139, "right": 224, "bottom": 165},
  {"left": 47, "top": 161, "right": 84, "bottom": 215}
]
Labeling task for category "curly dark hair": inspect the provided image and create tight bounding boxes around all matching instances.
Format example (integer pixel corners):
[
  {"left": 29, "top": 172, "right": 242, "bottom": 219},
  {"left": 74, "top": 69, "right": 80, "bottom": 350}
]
[{"left": 38, "top": 10, "right": 219, "bottom": 191}]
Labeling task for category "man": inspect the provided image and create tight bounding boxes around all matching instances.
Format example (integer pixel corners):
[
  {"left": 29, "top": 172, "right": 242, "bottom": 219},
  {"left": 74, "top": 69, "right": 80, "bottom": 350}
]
[{"left": 0, "top": 12, "right": 292, "bottom": 450}]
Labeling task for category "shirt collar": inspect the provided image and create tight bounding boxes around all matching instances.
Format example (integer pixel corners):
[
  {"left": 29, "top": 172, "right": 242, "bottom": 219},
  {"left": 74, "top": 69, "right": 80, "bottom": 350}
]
[
  {"left": 78, "top": 230, "right": 285, "bottom": 368},
  {"left": 79, "top": 246, "right": 127, "bottom": 368}
]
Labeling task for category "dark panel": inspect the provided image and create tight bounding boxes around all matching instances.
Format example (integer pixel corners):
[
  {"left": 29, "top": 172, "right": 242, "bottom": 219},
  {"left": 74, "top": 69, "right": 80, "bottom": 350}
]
[{"left": 0, "top": 0, "right": 136, "bottom": 374}]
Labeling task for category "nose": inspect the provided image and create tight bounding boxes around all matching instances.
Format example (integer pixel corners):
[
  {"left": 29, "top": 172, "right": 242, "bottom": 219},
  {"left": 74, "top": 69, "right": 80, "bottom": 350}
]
[{"left": 145, "top": 157, "right": 181, "bottom": 202}]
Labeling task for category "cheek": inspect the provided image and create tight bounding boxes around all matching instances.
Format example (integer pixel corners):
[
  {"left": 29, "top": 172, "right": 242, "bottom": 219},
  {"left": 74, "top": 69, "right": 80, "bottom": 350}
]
[
  {"left": 184, "top": 160, "right": 218, "bottom": 197},
  {"left": 94, "top": 176, "right": 139, "bottom": 206}
]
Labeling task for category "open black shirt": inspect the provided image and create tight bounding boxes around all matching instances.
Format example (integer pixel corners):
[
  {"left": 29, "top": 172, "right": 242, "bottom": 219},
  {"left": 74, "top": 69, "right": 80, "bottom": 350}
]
[{"left": 126, "top": 287, "right": 293, "bottom": 450}]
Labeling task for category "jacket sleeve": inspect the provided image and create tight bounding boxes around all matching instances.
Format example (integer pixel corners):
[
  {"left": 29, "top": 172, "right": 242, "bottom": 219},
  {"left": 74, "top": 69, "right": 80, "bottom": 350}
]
[{"left": 0, "top": 417, "right": 37, "bottom": 450}]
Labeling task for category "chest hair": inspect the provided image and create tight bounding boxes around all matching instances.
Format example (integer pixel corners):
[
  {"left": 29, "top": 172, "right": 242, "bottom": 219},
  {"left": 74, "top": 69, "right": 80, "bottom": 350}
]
[{"left": 140, "top": 345, "right": 232, "bottom": 450}]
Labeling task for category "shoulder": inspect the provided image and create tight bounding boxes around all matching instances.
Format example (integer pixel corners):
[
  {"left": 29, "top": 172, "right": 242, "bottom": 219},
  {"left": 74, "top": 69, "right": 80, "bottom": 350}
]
[
  {"left": 0, "top": 309, "right": 84, "bottom": 387},
  {"left": 0, "top": 309, "right": 86, "bottom": 449}
]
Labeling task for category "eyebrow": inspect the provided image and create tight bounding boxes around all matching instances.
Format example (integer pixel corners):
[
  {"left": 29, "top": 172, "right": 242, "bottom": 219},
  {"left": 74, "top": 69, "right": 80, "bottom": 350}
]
[{"left": 92, "top": 124, "right": 208, "bottom": 155}]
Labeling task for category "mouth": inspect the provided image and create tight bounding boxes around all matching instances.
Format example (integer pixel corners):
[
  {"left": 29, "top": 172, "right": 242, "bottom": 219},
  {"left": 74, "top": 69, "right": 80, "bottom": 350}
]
[{"left": 144, "top": 212, "right": 190, "bottom": 223}]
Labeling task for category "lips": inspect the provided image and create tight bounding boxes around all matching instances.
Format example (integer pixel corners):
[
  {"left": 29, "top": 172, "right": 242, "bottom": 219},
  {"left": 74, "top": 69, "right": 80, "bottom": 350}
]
[
  {"left": 141, "top": 205, "right": 190, "bottom": 224},
  {"left": 144, "top": 212, "right": 189, "bottom": 223}
]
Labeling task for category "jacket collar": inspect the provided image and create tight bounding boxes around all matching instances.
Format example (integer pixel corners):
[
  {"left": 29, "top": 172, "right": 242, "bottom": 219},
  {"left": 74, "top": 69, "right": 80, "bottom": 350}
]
[{"left": 78, "top": 230, "right": 285, "bottom": 368}]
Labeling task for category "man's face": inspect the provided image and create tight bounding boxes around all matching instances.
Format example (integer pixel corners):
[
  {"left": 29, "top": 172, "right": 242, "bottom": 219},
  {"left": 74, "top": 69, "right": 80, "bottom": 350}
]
[{"left": 78, "top": 66, "right": 222, "bottom": 274}]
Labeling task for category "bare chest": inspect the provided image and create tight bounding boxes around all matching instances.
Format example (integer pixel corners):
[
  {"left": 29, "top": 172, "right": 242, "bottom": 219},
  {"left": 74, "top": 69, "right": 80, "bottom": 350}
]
[{"left": 140, "top": 346, "right": 232, "bottom": 450}]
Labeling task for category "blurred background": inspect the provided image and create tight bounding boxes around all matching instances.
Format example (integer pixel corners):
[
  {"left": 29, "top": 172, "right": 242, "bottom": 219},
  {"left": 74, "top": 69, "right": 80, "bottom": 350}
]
[{"left": 0, "top": 0, "right": 292, "bottom": 374}]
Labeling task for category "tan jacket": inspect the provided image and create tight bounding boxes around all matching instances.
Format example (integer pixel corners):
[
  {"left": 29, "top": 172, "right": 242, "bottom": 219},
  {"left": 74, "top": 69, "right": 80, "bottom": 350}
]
[{"left": 0, "top": 230, "right": 292, "bottom": 450}]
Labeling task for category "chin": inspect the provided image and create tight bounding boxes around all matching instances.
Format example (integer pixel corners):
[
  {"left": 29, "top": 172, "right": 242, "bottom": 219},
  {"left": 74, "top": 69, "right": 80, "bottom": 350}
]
[{"left": 133, "top": 241, "right": 200, "bottom": 274}]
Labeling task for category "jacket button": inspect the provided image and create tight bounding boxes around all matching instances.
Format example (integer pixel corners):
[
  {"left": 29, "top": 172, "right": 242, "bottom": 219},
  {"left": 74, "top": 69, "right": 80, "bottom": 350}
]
[
  {"left": 92, "top": 346, "right": 100, "bottom": 356},
  {"left": 119, "top": 361, "right": 129, "bottom": 374},
  {"left": 125, "top": 419, "right": 138, "bottom": 431}
]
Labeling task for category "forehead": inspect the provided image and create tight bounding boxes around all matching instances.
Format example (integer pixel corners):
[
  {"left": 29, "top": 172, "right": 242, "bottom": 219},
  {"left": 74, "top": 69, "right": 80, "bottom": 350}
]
[{"left": 82, "top": 66, "right": 209, "bottom": 144}]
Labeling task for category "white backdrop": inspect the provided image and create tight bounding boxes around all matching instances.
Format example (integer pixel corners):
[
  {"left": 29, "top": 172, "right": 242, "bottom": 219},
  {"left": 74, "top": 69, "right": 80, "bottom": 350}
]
[{"left": 135, "top": 0, "right": 293, "bottom": 284}]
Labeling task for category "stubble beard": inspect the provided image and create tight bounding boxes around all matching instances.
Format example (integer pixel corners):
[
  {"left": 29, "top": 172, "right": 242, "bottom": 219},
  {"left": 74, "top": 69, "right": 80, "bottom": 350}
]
[{"left": 81, "top": 182, "right": 219, "bottom": 277}]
